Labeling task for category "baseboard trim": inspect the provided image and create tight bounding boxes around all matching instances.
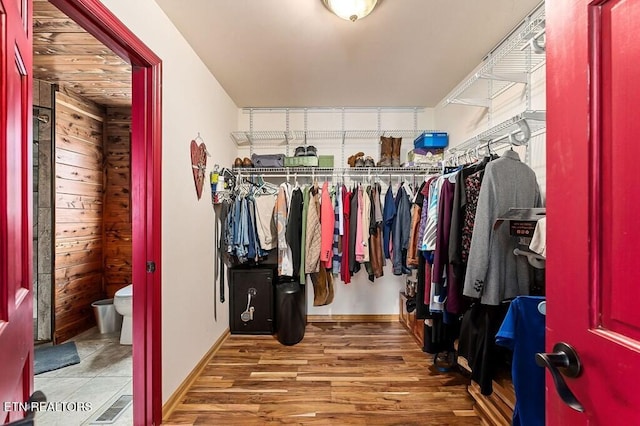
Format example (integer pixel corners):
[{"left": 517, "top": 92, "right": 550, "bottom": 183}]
[
  {"left": 162, "top": 328, "right": 230, "bottom": 420},
  {"left": 308, "top": 314, "right": 399, "bottom": 323}
]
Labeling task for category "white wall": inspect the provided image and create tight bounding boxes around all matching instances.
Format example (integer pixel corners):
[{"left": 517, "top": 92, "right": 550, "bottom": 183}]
[
  {"left": 237, "top": 109, "right": 435, "bottom": 315},
  {"left": 100, "top": 0, "right": 238, "bottom": 403}
]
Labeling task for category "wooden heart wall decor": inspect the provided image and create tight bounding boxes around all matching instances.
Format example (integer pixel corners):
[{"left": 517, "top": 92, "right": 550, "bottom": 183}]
[{"left": 190, "top": 138, "right": 208, "bottom": 200}]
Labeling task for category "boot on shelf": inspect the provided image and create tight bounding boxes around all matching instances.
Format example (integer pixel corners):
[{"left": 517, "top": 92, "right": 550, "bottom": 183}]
[
  {"left": 391, "top": 137, "right": 402, "bottom": 167},
  {"left": 377, "top": 136, "right": 392, "bottom": 167},
  {"left": 348, "top": 151, "right": 365, "bottom": 168}
]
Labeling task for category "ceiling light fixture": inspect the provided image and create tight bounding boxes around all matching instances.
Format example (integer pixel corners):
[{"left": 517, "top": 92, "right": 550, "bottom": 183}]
[{"left": 322, "top": 0, "right": 379, "bottom": 22}]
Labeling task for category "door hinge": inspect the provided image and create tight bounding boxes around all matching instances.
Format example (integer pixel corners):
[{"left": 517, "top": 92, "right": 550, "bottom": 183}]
[{"left": 146, "top": 261, "right": 156, "bottom": 273}]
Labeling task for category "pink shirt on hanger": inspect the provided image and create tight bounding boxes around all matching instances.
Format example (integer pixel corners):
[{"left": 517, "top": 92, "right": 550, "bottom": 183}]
[
  {"left": 355, "top": 186, "right": 365, "bottom": 263},
  {"left": 320, "top": 181, "right": 335, "bottom": 269}
]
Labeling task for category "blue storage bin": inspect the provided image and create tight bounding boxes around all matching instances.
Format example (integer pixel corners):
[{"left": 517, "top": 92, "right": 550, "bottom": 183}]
[{"left": 414, "top": 132, "right": 449, "bottom": 149}]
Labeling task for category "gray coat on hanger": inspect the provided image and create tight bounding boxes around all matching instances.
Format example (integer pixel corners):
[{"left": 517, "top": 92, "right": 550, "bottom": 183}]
[{"left": 463, "top": 150, "right": 542, "bottom": 305}]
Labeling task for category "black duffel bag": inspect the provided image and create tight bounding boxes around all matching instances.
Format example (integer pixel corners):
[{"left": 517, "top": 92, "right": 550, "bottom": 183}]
[{"left": 251, "top": 153, "right": 284, "bottom": 168}]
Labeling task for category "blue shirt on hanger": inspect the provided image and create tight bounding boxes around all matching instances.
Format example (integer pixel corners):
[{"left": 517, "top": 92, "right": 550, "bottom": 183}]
[
  {"left": 382, "top": 186, "right": 396, "bottom": 259},
  {"left": 496, "top": 296, "right": 546, "bottom": 426}
]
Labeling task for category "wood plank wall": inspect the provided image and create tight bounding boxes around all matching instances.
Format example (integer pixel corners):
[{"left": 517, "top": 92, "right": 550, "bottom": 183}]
[
  {"left": 54, "top": 87, "right": 106, "bottom": 343},
  {"left": 104, "top": 107, "right": 132, "bottom": 298}
]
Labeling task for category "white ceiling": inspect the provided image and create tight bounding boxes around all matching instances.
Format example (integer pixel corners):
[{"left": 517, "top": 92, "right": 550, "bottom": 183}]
[{"left": 155, "top": 0, "right": 542, "bottom": 108}]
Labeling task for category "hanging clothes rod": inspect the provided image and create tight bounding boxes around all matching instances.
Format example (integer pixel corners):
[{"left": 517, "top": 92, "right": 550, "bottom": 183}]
[
  {"left": 445, "top": 110, "right": 546, "bottom": 159},
  {"left": 233, "top": 167, "right": 441, "bottom": 175},
  {"left": 233, "top": 167, "right": 442, "bottom": 183}
]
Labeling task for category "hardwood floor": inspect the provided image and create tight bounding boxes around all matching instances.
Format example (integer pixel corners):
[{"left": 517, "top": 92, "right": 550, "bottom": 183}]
[{"left": 163, "top": 322, "right": 479, "bottom": 425}]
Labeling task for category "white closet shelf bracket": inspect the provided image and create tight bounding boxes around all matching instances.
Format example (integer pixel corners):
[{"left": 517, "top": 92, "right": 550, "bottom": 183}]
[{"left": 446, "top": 98, "right": 491, "bottom": 108}]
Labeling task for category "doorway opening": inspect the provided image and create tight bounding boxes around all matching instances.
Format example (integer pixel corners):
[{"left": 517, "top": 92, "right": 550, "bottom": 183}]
[{"left": 33, "top": 0, "right": 162, "bottom": 424}]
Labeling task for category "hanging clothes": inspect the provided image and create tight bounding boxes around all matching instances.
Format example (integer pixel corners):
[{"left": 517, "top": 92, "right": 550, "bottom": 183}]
[
  {"left": 461, "top": 171, "right": 484, "bottom": 264},
  {"left": 448, "top": 160, "right": 491, "bottom": 284},
  {"left": 299, "top": 185, "right": 310, "bottom": 284},
  {"left": 417, "top": 177, "right": 437, "bottom": 252},
  {"left": 275, "top": 183, "right": 294, "bottom": 276},
  {"left": 355, "top": 186, "right": 365, "bottom": 263},
  {"left": 337, "top": 184, "right": 344, "bottom": 236},
  {"left": 332, "top": 187, "right": 342, "bottom": 274},
  {"left": 286, "top": 188, "right": 304, "bottom": 278},
  {"left": 432, "top": 173, "right": 462, "bottom": 314},
  {"left": 305, "top": 185, "right": 321, "bottom": 274},
  {"left": 458, "top": 302, "right": 511, "bottom": 395},
  {"left": 422, "top": 178, "right": 442, "bottom": 251},
  {"left": 245, "top": 198, "right": 258, "bottom": 261},
  {"left": 362, "top": 186, "right": 375, "bottom": 281},
  {"left": 463, "top": 150, "right": 542, "bottom": 305},
  {"left": 361, "top": 185, "right": 372, "bottom": 263},
  {"left": 341, "top": 187, "right": 352, "bottom": 284},
  {"left": 496, "top": 296, "right": 546, "bottom": 426},
  {"left": 392, "top": 185, "right": 412, "bottom": 276},
  {"left": 253, "top": 194, "right": 277, "bottom": 250},
  {"left": 349, "top": 188, "right": 359, "bottom": 275},
  {"left": 369, "top": 184, "right": 384, "bottom": 279},
  {"left": 216, "top": 199, "right": 231, "bottom": 303},
  {"left": 382, "top": 186, "right": 396, "bottom": 259},
  {"left": 529, "top": 217, "right": 546, "bottom": 258},
  {"left": 320, "top": 181, "right": 335, "bottom": 269},
  {"left": 407, "top": 180, "right": 428, "bottom": 267},
  {"left": 232, "top": 197, "right": 249, "bottom": 263}
]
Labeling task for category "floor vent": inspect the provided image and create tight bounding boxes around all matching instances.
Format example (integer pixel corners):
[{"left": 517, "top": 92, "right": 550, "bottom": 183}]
[{"left": 90, "top": 395, "right": 133, "bottom": 424}]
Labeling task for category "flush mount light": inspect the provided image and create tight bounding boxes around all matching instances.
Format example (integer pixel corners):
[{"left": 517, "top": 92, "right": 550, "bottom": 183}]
[{"left": 322, "top": 0, "right": 379, "bottom": 22}]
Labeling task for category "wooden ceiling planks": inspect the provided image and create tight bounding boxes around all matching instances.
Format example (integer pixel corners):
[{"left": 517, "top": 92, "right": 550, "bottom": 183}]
[{"left": 33, "top": 0, "right": 132, "bottom": 107}]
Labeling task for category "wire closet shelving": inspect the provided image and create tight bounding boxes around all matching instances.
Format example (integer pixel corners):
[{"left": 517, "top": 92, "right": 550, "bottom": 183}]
[
  {"left": 232, "top": 166, "right": 443, "bottom": 180},
  {"left": 442, "top": 1, "right": 547, "bottom": 163},
  {"left": 448, "top": 110, "right": 546, "bottom": 156},
  {"left": 444, "top": 2, "right": 546, "bottom": 108}
]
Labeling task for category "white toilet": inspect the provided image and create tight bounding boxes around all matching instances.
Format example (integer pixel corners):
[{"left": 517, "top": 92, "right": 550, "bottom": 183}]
[{"left": 113, "top": 284, "right": 133, "bottom": 345}]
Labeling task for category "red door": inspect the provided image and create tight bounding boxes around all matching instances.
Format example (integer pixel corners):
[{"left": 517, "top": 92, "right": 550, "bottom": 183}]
[
  {"left": 546, "top": 0, "right": 640, "bottom": 424},
  {"left": 0, "top": 0, "right": 33, "bottom": 423}
]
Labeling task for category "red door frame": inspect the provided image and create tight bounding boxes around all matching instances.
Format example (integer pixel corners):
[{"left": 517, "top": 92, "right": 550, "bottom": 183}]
[{"left": 46, "top": 1, "right": 163, "bottom": 424}]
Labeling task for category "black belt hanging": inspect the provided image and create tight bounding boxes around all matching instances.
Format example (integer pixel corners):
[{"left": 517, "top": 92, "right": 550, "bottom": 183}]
[{"left": 217, "top": 200, "right": 230, "bottom": 304}]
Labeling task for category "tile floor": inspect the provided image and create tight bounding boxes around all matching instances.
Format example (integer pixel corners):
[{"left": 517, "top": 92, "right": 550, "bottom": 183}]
[{"left": 34, "top": 327, "right": 133, "bottom": 425}]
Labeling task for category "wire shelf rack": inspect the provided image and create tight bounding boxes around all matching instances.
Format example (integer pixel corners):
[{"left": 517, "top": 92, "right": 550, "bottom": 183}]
[
  {"left": 231, "top": 130, "right": 442, "bottom": 146},
  {"left": 444, "top": 2, "right": 545, "bottom": 107},
  {"left": 447, "top": 110, "right": 546, "bottom": 155}
]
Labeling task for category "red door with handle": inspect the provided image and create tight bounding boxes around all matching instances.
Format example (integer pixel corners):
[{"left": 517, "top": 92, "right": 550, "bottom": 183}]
[
  {"left": 546, "top": 0, "right": 640, "bottom": 423},
  {"left": 0, "top": 0, "right": 33, "bottom": 423}
]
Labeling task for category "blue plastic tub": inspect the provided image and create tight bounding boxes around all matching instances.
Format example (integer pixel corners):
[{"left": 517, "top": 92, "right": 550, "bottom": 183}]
[{"left": 414, "top": 132, "right": 449, "bottom": 149}]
